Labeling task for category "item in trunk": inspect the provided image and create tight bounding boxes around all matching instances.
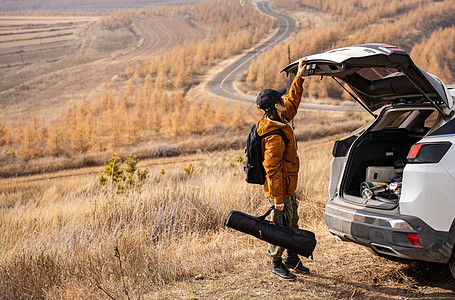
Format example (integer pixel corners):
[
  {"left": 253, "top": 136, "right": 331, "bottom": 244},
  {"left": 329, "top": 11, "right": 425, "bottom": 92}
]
[
  {"left": 365, "top": 166, "right": 403, "bottom": 182},
  {"left": 361, "top": 184, "right": 388, "bottom": 199},
  {"left": 388, "top": 181, "right": 402, "bottom": 195},
  {"left": 360, "top": 180, "right": 402, "bottom": 199},
  {"left": 375, "top": 193, "right": 399, "bottom": 202},
  {"left": 360, "top": 181, "right": 389, "bottom": 191}
]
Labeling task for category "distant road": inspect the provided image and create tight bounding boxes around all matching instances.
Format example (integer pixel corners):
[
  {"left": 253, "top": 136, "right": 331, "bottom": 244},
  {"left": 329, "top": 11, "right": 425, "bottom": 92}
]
[
  {"left": 207, "top": 1, "right": 294, "bottom": 103},
  {"left": 206, "top": 1, "right": 364, "bottom": 113}
]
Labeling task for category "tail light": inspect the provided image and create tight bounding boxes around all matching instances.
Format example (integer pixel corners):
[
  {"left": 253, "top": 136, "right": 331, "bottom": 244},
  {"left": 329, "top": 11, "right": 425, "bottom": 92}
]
[
  {"left": 407, "top": 142, "right": 452, "bottom": 163},
  {"left": 407, "top": 233, "right": 422, "bottom": 246}
]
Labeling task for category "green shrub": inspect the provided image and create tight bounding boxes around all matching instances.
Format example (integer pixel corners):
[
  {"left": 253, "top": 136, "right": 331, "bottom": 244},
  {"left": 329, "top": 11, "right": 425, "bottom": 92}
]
[
  {"left": 184, "top": 163, "right": 194, "bottom": 176},
  {"left": 99, "top": 154, "right": 148, "bottom": 193}
]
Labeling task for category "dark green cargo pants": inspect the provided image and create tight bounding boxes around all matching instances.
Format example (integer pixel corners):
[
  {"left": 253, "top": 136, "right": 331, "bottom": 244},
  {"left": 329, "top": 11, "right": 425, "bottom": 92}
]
[{"left": 267, "top": 192, "right": 299, "bottom": 262}]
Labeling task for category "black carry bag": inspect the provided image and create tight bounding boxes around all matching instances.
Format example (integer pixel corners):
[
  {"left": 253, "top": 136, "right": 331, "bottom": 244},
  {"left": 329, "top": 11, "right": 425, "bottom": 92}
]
[{"left": 224, "top": 206, "right": 316, "bottom": 258}]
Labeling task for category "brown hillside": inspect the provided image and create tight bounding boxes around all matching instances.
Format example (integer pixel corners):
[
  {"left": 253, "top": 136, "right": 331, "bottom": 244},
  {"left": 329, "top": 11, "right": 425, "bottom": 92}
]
[
  {"left": 0, "top": 0, "right": 276, "bottom": 163},
  {"left": 0, "top": 13, "right": 206, "bottom": 123}
]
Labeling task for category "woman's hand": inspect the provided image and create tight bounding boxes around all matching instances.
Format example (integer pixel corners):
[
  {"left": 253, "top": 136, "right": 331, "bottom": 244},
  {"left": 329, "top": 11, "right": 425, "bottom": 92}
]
[{"left": 296, "top": 58, "right": 307, "bottom": 78}]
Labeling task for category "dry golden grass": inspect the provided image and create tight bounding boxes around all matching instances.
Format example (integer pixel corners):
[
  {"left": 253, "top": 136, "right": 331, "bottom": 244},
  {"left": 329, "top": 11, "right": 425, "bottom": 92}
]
[
  {"left": 0, "top": 147, "right": 262, "bottom": 298},
  {"left": 1, "top": 1, "right": 455, "bottom": 297},
  {"left": 1, "top": 136, "right": 454, "bottom": 299}
]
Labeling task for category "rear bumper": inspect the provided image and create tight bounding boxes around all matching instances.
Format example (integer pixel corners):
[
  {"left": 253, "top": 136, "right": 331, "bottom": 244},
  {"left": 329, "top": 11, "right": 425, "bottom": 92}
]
[{"left": 325, "top": 198, "right": 452, "bottom": 263}]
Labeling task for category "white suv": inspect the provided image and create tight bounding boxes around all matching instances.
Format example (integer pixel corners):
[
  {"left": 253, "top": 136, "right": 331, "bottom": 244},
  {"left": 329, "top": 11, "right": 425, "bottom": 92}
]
[{"left": 282, "top": 44, "right": 455, "bottom": 278}]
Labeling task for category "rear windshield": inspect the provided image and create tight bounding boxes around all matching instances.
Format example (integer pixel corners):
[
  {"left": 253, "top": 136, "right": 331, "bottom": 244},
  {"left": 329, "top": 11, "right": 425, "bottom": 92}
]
[
  {"left": 356, "top": 67, "right": 402, "bottom": 81},
  {"left": 374, "top": 109, "right": 438, "bottom": 133},
  {"left": 384, "top": 111, "right": 412, "bottom": 128}
]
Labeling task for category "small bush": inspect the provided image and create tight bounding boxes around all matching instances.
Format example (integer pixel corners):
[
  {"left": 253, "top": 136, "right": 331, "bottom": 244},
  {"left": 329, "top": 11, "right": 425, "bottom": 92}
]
[
  {"left": 99, "top": 154, "right": 148, "bottom": 193},
  {"left": 184, "top": 163, "right": 194, "bottom": 176}
]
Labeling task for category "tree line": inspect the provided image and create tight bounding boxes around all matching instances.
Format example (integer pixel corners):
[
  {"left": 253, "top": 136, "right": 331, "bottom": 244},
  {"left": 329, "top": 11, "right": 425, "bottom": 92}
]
[{"left": 0, "top": 80, "right": 248, "bottom": 159}]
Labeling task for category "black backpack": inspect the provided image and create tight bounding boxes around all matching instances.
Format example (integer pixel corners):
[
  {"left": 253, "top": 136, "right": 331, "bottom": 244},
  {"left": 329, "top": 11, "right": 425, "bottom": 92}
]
[{"left": 244, "top": 123, "right": 289, "bottom": 185}]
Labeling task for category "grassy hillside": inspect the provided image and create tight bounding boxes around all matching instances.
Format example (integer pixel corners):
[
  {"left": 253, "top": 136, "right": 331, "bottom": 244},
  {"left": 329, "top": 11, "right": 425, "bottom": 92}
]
[
  {"left": 2, "top": 0, "right": 453, "bottom": 173},
  {"left": 0, "top": 0, "right": 277, "bottom": 170}
]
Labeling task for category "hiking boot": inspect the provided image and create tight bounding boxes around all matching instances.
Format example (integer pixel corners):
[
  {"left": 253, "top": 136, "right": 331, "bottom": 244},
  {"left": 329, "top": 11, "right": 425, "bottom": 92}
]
[
  {"left": 283, "top": 251, "right": 310, "bottom": 274},
  {"left": 271, "top": 260, "right": 296, "bottom": 281},
  {"left": 284, "top": 260, "right": 310, "bottom": 274}
]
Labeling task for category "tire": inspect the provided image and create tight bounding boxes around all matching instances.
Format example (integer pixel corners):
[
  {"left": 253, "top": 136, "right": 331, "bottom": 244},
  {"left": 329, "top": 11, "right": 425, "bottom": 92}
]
[{"left": 450, "top": 249, "right": 455, "bottom": 280}]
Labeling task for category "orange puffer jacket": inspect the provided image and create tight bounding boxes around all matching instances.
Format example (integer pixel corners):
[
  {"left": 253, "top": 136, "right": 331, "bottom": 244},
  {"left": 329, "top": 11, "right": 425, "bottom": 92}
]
[{"left": 256, "top": 76, "right": 304, "bottom": 205}]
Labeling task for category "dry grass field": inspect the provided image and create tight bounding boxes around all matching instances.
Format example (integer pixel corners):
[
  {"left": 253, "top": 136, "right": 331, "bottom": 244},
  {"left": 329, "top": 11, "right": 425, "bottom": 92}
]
[
  {"left": 0, "top": 13, "right": 207, "bottom": 122},
  {"left": 0, "top": 16, "right": 98, "bottom": 87},
  {"left": 1, "top": 137, "right": 454, "bottom": 299},
  {"left": 1, "top": 0, "right": 455, "bottom": 298}
]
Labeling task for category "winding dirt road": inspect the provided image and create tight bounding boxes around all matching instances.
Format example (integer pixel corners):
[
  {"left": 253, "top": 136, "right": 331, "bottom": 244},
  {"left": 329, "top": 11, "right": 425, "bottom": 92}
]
[
  {"left": 207, "top": 1, "right": 295, "bottom": 103},
  {"left": 206, "top": 1, "right": 364, "bottom": 113}
]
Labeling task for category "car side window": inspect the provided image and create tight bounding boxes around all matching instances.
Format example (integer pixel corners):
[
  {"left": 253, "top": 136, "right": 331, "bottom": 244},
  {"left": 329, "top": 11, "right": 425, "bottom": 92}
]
[
  {"left": 424, "top": 111, "right": 438, "bottom": 128},
  {"left": 429, "top": 117, "right": 455, "bottom": 136}
]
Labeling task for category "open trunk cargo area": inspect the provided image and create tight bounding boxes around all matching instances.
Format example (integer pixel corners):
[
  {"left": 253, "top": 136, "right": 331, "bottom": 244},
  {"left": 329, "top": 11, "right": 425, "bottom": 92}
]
[{"left": 336, "top": 106, "right": 440, "bottom": 210}]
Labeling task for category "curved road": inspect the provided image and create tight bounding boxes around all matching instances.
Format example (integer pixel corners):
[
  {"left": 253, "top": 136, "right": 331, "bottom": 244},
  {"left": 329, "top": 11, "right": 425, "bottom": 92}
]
[
  {"left": 207, "top": 1, "right": 293, "bottom": 103},
  {"left": 207, "top": 1, "right": 364, "bottom": 113}
]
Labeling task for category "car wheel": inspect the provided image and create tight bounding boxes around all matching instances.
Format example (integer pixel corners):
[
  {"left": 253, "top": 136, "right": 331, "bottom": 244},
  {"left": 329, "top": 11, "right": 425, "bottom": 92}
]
[{"left": 450, "top": 249, "right": 455, "bottom": 280}]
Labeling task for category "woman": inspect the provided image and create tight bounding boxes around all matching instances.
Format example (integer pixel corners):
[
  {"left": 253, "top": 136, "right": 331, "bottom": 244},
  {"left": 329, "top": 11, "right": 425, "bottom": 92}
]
[{"left": 255, "top": 58, "right": 308, "bottom": 281}]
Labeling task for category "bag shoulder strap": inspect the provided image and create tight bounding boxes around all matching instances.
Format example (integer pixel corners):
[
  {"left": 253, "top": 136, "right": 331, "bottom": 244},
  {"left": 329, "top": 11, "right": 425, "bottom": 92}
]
[{"left": 259, "top": 129, "right": 290, "bottom": 154}]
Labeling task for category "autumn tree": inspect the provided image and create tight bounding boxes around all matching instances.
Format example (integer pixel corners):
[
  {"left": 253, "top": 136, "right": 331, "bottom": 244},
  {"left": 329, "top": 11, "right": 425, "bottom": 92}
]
[
  {"left": 410, "top": 27, "right": 455, "bottom": 84},
  {"left": 131, "top": 85, "right": 148, "bottom": 143},
  {"left": 215, "top": 103, "right": 229, "bottom": 125},
  {"left": 19, "top": 115, "right": 46, "bottom": 158},
  {"left": 201, "top": 99, "right": 215, "bottom": 127},
  {"left": 46, "top": 121, "right": 67, "bottom": 156},
  {"left": 0, "top": 121, "right": 12, "bottom": 148},
  {"left": 184, "top": 103, "right": 203, "bottom": 133},
  {"left": 70, "top": 102, "right": 92, "bottom": 153},
  {"left": 174, "top": 68, "right": 187, "bottom": 89},
  {"left": 111, "top": 94, "right": 128, "bottom": 149},
  {"left": 162, "top": 106, "right": 183, "bottom": 136},
  {"left": 230, "top": 102, "right": 246, "bottom": 131},
  {"left": 155, "top": 70, "right": 167, "bottom": 91},
  {"left": 118, "top": 92, "right": 136, "bottom": 145}
]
